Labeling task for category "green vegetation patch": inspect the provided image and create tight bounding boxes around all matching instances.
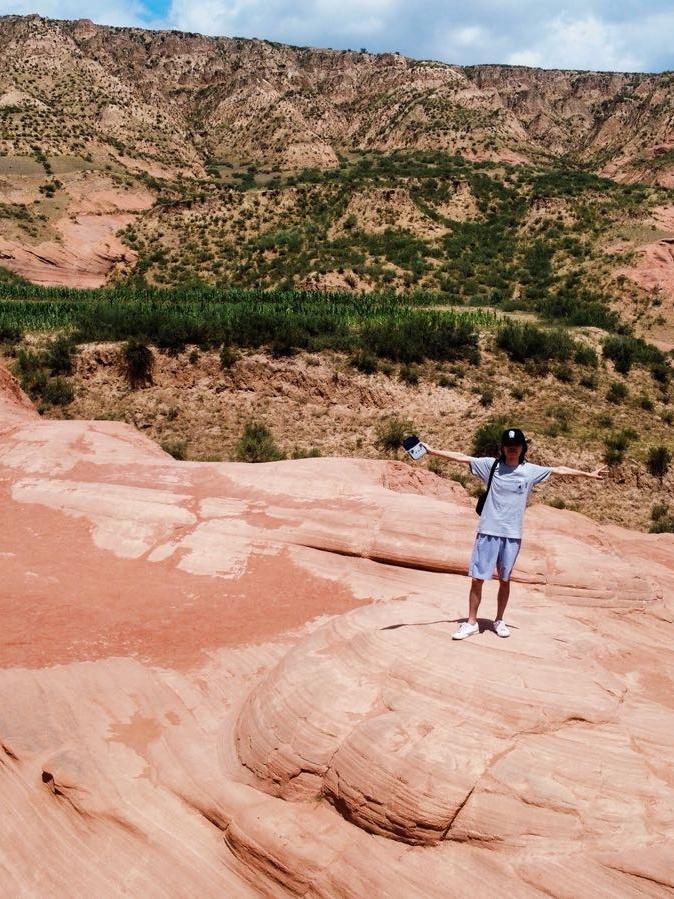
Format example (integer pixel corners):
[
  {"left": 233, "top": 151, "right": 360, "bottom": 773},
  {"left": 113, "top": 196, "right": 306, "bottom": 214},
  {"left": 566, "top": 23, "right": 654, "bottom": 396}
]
[{"left": 0, "top": 287, "right": 494, "bottom": 364}]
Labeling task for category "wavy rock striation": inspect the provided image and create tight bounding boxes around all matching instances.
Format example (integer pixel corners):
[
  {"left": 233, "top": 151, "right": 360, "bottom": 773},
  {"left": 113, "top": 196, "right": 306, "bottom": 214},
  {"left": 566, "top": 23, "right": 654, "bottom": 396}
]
[{"left": 1, "top": 362, "right": 674, "bottom": 896}]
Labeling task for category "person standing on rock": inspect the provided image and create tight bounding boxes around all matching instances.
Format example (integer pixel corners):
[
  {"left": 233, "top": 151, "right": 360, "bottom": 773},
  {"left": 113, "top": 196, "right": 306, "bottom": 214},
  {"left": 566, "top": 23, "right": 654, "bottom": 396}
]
[{"left": 423, "top": 428, "right": 606, "bottom": 640}]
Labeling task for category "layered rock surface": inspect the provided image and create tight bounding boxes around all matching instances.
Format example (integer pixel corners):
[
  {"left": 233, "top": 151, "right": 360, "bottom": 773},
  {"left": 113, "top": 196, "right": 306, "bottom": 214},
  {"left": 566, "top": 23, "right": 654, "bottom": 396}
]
[{"left": 1, "top": 363, "right": 674, "bottom": 896}]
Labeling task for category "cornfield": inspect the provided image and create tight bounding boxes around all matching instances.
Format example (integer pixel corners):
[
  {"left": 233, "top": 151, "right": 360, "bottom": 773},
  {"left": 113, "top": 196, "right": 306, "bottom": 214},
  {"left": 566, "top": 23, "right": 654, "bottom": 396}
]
[{"left": 0, "top": 286, "right": 499, "bottom": 364}]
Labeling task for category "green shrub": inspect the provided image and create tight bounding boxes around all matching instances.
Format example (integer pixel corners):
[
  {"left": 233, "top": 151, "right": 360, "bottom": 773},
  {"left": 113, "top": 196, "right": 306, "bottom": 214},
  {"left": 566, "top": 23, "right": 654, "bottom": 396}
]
[
  {"left": 219, "top": 344, "right": 238, "bottom": 369},
  {"left": 479, "top": 387, "right": 494, "bottom": 407},
  {"left": 603, "top": 334, "right": 669, "bottom": 378},
  {"left": 603, "top": 430, "right": 634, "bottom": 465},
  {"left": 510, "top": 386, "right": 525, "bottom": 400},
  {"left": 234, "top": 420, "right": 285, "bottom": 462},
  {"left": 375, "top": 416, "right": 415, "bottom": 455},
  {"left": 42, "top": 377, "right": 74, "bottom": 405},
  {"left": 606, "top": 380, "right": 628, "bottom": 404},
  {"left": 291, "top": 446, "right": 322, "bottom": 458},
  {"left": 349, "top": 351, "right": 378, "bottom": 374},
  {"left": 270, "top": 333, "right": 298, "bottom": 357},
  {"left": 547, "top": 497, "right": 566, "bottom": 509},
  {"left": 399, "top": 364, "right": 419, "bottom": 386},
  {"left": 554, "top": 364, "right": 574, "bottom": 383},
  {"left": 580, "top": 373, "right": 597, "bottom": 390},
  {"left": 496, "top": 321, "right": 574, "bottom": 363},
  {"left": 471, "top": 417, "right": 509, "bottom": 458},
  {"left": 161, "top": 439, "right": 188, "bottom": 460},
  {"left": 650, "top": 361, "right": 671, "bottom": 384},
  {"left": 573, "top": 345, "right": 598, "bottom": 367},
  {"left": 13, "top": 349, "right": 46, "bottom": 397},
  {"left": 638, "top": 393, "right": 654, "bottom": 411},
  {"left": 122, "top": 339, "right": 154, "bottom": 388},
  {"left": 0, "top": 322, "right": 23, "bottom": 343},
  {"left": 44, "top": 335, "right": 76, "bottom": 375},
  {"left": 651, "top": 502, "right": 668, "bottom": 522},
  {"left": 362, "top": 311, "right": 479, "bottom": 364},
  {"left": 646, "top": 445, "right": 671, "bottom": 482},
  {"left": 544, "top": 404, "right": 571, "bottom": 436},
  {"left": 649, "top": 510, "right": 674, "bottom": 533},
  {"left": 602, "top": 335, "right": 635, "bottom": 374},
  {"left": 188, "top": 349, "right": 200, "bottom": 364}
]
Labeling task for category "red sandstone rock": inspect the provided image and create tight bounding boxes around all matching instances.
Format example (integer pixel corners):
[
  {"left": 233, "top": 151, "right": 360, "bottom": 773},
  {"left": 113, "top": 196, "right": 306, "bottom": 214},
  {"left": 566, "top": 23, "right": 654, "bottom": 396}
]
[{"left": 1, "top": 363, "right": 673, "bottom": 895}]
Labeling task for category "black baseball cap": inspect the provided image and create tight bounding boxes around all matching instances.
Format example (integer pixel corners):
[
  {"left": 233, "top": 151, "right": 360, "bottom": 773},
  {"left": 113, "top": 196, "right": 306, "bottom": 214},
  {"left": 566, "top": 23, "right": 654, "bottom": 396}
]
[{"left": 501, "top": 428, "right": 527, "bottom": 446}]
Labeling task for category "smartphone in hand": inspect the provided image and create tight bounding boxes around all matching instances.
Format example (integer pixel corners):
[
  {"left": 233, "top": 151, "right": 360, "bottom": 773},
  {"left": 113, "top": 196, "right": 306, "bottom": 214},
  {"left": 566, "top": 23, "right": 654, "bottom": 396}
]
[{"left": 402, "top": 435, "right": 427, "bottom": 460}]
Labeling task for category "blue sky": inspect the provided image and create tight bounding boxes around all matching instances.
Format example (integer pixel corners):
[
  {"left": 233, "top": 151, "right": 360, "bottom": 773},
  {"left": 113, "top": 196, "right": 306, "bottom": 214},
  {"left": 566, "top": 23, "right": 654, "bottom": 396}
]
[{"left": 2, "top": 0, "right": 674, "bottom": 72}]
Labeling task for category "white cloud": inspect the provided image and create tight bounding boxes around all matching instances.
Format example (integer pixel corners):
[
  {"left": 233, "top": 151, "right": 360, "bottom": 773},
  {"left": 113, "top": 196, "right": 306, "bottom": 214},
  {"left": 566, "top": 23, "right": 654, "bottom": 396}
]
[
  {"left": 507, "top": 14, "right": 643, "bottom": 71},
  {"left": 168, "top": 0, "right": 402, "bottom": 44},
  {"left": 454, "top": 26, "right": 487, "bottom": 48}
]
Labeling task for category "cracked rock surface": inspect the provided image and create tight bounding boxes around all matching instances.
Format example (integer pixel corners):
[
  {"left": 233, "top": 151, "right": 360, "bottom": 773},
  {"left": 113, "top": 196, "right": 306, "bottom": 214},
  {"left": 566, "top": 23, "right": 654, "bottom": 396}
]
[{"left": 1, "top": 363, "right": 674, "bottom": 897}]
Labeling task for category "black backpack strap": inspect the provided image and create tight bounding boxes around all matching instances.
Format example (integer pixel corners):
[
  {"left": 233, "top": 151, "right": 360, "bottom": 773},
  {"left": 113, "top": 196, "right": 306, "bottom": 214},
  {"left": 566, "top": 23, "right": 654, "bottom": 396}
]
[
  {"left": 484, "top": 458, "right": 499, "bottom": 498},
  {"left": 475, "top": 457, "right": 500, "bottom": 515}
]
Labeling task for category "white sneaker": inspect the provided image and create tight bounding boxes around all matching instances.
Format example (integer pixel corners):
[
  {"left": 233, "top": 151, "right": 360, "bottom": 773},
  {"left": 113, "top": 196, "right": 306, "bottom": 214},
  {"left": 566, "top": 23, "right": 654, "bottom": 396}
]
[
  {"left": 493, "top": 619, "right": 510, "bottom": 638},
  {"left": 452, "top": 621, "right": 479, "bottom": 640}
]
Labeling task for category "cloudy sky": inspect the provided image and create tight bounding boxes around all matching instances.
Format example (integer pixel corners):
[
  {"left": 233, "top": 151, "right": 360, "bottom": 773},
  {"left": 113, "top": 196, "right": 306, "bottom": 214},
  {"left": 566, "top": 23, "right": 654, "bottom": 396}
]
[{"left": 2, "top": 0, "right": 674, "bottom": 72}]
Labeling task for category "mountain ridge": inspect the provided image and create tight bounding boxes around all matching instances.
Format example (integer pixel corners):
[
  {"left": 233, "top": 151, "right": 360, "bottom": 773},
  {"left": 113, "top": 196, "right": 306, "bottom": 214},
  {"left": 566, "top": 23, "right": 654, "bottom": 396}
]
[{"left": 1, "top": 13, "right": 673, "bottom": 179}]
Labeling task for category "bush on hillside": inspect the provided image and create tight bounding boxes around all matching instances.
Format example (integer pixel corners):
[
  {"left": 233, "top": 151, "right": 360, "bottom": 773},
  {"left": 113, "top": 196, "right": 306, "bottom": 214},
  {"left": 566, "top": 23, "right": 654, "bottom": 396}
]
[
  {"left": 603, "top": 429, "right": 635, "bottom": 465},
  {"left": 650, "top": 502, "right": 674, "bottom": 533},
  {"left": 471, "top": 417, "right": 509, "bottom": 458},
  {"left": 573, "top": 345, "right": 598, "bottom": 367},
  {"left": 44, "top": 335, "right": 76, "bottom": 375},
  {"left": 603, "top": 334, "right": 669, "bottom": 379},
  {"left": 375, "top": 416, "right": 415, "bottom": 455},
  {"left": 122, "top": 339, "right": 154, "bottom": 388},
  {"left": 349, "top": 351, "right": 378, "bottom": 374},
  {"left": 0, "top": 322, "right": 23, "bottom": 343},
  {"left": 362, "top": 312, "right": 479, "bottom": 364},
  {"left": 602, "top": 335, "right": 636, "bottom": 374},
  {"left": 161, "top": 439, "right": 188, "bottom": 460},
  {"left": 219, "top": 344, "right": 238, "bottom": 369},
  {"left": 42, "top": 377, "right": 74, "bottom": 406},
  {"left": 399, "top": 364, "right": 419, "bottom": 385},
  {"left": 234, "top": 420, "right": 285, "bottom": 463},
  {"left": 495, "top": 321, "right": 574, "bottom": 363},
  {"left": 646, "top": 445, "right": 671, "bottom": 482},
  {"left": 606, "top": 380, "right": 628, "bottom": 404}
]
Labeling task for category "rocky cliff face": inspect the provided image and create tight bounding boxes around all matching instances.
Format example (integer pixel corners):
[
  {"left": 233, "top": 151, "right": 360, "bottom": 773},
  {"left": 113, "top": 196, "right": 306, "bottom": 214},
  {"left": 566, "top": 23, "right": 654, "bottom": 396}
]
[
  {"left": 1, "top": 362, "right": 674, "bottom": 895},
  {"left": 0, "top": 14, "right": 672, "bottom": 181}
]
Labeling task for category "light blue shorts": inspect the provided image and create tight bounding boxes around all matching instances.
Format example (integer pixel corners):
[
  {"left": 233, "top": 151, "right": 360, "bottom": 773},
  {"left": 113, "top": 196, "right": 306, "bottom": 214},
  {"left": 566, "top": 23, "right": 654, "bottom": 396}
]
[{"left": 469, "top": 533, "right": 522, "bottom": 581}]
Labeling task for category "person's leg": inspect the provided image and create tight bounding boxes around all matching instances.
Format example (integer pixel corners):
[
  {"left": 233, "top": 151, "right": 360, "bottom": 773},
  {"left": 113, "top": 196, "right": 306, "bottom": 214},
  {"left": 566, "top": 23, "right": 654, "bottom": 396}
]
[
  {"left": 468, "top": 578, "right": 483, "bottom": 624},
  {"left": 494, "top": 538, "right": 520, "bottom": 635},
  {"left": 496, "top": 579, "right": 510, "bottom": 620}
]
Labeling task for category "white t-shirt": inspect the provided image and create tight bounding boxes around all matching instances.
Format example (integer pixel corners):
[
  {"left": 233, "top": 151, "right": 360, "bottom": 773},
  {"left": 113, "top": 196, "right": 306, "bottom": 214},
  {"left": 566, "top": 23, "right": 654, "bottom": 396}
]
[{"left": 469, "top": 457, "right": 552, "bottom": 539}]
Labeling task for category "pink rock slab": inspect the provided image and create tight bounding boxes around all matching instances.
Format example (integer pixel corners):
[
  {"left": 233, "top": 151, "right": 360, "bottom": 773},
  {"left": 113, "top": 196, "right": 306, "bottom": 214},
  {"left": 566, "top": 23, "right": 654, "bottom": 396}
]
[{"left": 1, "top": 364, "right": 674, "bottom": 896}]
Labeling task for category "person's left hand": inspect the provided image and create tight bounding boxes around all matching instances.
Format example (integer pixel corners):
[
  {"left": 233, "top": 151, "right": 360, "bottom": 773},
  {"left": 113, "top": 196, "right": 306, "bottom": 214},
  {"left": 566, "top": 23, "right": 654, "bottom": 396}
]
[{"left": 591, "top": 466, "right": 608, "bottom": 479}]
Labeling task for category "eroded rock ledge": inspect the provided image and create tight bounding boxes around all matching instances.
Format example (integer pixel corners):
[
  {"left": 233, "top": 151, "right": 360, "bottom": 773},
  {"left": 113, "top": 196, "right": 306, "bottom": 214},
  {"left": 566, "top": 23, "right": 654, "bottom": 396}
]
[{"left": 1, "top": 363, "right": 674, "bottom": 896}]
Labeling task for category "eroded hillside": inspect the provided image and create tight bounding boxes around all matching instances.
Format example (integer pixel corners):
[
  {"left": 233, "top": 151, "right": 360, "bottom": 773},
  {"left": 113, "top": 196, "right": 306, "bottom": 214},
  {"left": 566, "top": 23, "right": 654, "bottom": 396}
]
[{"left": 1, "top": 15, "right": 673, "bottom": 178}]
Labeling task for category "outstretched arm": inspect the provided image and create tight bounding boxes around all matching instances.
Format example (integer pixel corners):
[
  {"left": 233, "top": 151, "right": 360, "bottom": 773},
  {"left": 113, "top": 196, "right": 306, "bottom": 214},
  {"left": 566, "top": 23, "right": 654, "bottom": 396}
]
[
  {"left": 550, "top": 465, "right": 607, "bottom": 480},
  {"left": 424, "top": 445, "right": 473, "bottom": 465}
]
